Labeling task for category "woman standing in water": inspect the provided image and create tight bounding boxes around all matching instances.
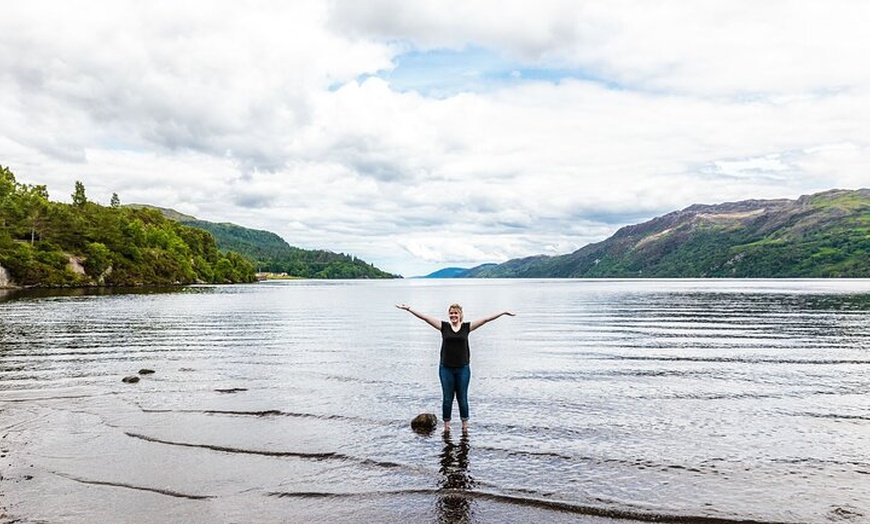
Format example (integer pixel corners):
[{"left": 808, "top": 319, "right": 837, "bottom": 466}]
[{"left": 396, "top": 303, "right": 515, "bottom": 433}]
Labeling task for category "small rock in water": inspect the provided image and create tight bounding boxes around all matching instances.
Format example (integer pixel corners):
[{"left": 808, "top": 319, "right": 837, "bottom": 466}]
[
  {"left": 215, "top": 387, "right": 248, "bottom": 394},
  {"left": 138, "top": 369, "right": 155, "bottom": 375},
  {"left": 411, "top": 413, "right": 438, "bottom": 434},
  {"left": 121, "top": 375, "right": 140, "bottom": 384}
]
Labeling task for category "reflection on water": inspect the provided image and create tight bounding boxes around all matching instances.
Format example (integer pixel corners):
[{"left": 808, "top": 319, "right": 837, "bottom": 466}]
[
  {"left": 438, "top": 432, "right": 473, "bottom": 523},
  {"left": 0, "top": 279, "right": 869, "bottom": 524},
  {"left": 0, "top": 284, "right": 211, "bottom": 303}
]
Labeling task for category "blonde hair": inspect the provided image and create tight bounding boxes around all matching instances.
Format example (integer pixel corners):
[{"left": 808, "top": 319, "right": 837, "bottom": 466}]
[{"left": 448, "top": 303, "right": 464, "bottom": 321}]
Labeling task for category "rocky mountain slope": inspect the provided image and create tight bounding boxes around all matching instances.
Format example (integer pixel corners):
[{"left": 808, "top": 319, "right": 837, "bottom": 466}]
[{"left": 461, "top": 188, "right": 870, "bottom": 278}]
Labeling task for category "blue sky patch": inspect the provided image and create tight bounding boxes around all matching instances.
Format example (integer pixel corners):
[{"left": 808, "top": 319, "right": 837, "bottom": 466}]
[{"left": 366, "top": 46, "right": 614, "bottom": 97}]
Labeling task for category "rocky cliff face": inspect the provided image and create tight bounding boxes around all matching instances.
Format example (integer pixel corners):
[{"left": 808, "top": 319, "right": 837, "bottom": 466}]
[{"left": 0, "top": 263, "right": 13, "bottom": 288}]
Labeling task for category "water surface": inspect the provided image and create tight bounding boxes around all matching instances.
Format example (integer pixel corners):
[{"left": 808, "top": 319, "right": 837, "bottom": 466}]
[{"left": 1, "top": 279, "right": 868, "bottom": 523}]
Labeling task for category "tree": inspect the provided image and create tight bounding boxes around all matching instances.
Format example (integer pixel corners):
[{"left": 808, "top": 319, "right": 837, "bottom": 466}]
[
  {"left": 72, "top": 181, "right": 88, "bottom": 207},
  {"left": 22, "top": 185, "right": 50, "bottom": 245},
  {"left": 110, "top": 193, "right": 120, "bottom": 208},
  {"left": 0, "top": 165, "right": 17, "bottom": 231},
  {"left": 0, "top": 165, "right": 16, "bottom": 200},
  {"left": 84, "top": 242, "right": 112, "bottom": 277}
]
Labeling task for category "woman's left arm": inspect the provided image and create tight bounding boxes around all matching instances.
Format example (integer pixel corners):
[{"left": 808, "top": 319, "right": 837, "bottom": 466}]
[{"left": 469, "top": 310, "right": 515, "bottom": 332}]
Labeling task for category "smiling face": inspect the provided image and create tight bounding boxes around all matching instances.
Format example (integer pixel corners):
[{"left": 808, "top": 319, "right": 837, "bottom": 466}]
[{"left": 448, "top": 304, "right": 463, "bottom": 324}]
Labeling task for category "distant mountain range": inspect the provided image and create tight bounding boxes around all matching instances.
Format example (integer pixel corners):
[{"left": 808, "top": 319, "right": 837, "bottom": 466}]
[
  {"left": 426, "top": 188, "right": 870, "bottom": 278},
  {"left": 421, "top": 267, "right": 479, "bottom": 278}
]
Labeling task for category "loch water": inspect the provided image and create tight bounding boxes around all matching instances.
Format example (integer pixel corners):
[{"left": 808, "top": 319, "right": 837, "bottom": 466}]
[{"left": 1, "top": 279, "right": 868, "bottom": 523}]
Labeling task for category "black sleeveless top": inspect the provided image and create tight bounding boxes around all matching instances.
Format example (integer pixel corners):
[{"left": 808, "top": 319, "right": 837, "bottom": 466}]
[{"left": 440, "top": 321, "right": 471, "bottom": 367}]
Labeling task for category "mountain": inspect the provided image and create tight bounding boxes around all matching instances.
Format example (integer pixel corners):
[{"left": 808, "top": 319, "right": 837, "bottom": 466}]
[
  {"left": 421, "top": 266, "right": 490, "bottom": 278},
  {"left": 131, "top": 205, "right": 399, "bottom": 279},
  {"left": 457, "top": 188, "right": 870, "bottom": 278}
]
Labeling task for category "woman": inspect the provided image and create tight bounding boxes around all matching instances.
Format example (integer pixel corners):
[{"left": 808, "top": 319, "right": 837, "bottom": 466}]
[{"left": 396, "top": 303, "right": 515, "bottom": 433}]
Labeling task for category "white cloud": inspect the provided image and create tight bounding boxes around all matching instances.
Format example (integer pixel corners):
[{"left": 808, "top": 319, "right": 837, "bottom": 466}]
[{"left": 1, "top": 1, "right": 869, "bottom": 277}]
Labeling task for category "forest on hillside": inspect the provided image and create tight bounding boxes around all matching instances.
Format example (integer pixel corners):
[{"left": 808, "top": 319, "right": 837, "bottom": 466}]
[
  {"left": 181, "top": 219, "right": 399, "bottom": 279},
  {"left": 0, "top": 166, "right": 255, "bottom": 287}
]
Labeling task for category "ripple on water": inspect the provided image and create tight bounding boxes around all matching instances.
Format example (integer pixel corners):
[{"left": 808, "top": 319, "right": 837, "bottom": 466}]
[{"left": 2, "top": 280, "right": 870, "bottom": 523}]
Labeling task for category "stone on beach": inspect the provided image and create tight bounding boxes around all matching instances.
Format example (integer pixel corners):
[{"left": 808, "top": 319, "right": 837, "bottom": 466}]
[
  {"left": 411, "top": 413, "right": 438, "bottom": 433},
  {"left": 121, "top": 375, "right": 140, "bottom": 383}
]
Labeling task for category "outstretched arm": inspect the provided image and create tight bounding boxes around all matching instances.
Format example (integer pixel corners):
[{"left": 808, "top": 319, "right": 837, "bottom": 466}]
[
  {"left": 396, "top": 304, "right": 441, "bottom": 330},
  {"left": 470, "top": 310, "right": 515, "bottom": 332}
]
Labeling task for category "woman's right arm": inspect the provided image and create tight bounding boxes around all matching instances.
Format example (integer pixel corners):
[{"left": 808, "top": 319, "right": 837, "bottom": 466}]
[{"left": 396, "top": 304, "right": 441, "bottom": 330}]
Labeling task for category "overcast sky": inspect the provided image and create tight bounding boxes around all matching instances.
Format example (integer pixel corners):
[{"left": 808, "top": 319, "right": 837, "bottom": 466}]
[{"left": 2, "top": 1, "right": 868, "bottom": 276}]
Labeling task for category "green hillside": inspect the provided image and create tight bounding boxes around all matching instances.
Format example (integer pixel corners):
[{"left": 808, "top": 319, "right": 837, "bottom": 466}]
[
  {"left": 130, "top": 207, "right": 400, "bottom": 279},
  {"left": 0, "top": 166, "right": 255, "bottom": 287},
  {"left": 463, "top": 188, "right": 870, "bottom": 278}
]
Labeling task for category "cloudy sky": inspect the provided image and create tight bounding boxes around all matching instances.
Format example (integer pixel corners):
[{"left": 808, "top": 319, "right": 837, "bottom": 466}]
[{"left": 2, "top": 1, "right": 868, "bottom": 276}]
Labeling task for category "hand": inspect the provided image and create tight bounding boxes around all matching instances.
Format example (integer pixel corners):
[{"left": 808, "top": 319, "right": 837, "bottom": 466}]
[{"left": 396, "top": 304, "right": 411, "bottom": 311}]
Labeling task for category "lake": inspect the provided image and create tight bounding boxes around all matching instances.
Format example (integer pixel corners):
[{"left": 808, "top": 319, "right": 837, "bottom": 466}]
[{"left": 1, "top": 279, "right": 868, "bottom": 523}]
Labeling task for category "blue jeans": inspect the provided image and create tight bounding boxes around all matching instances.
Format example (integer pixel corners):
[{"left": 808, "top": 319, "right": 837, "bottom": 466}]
[{"left": 439, "top": 364, "right": 471, "bottom": 421}]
